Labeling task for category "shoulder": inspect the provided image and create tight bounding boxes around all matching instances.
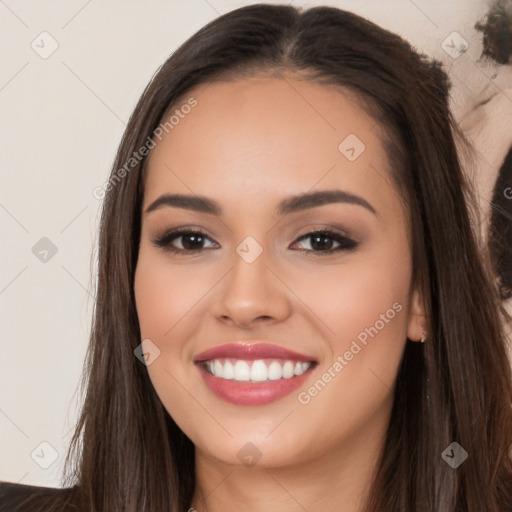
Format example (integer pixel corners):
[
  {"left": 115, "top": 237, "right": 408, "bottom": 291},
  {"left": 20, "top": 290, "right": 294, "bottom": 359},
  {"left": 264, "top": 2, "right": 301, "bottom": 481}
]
[{"left": 0, "top": 481, "right": 80, "bottom": 512}]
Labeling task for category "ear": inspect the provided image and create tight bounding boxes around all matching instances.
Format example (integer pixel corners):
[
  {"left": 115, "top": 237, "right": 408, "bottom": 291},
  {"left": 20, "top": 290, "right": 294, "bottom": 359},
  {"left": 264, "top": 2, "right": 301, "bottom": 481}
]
[{"left": 406, "top": 288, "right": 427, "bottom": 342}]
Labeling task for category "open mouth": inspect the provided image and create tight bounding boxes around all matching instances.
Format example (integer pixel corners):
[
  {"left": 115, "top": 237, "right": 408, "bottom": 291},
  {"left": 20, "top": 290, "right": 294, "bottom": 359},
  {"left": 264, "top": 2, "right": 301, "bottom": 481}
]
[
  {"left": 196, "top": 357, "right": 318, "bottom": 406},
  {"left": 202, "top": 357, "right": 315, "bottom": 382},
  {"left": 193, "top": 342, "right": 319, "bottom": 405}
]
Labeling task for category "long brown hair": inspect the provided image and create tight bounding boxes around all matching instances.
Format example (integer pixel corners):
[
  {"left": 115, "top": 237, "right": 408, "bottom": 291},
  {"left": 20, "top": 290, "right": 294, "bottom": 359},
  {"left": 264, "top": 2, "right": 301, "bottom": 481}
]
[{"left": 14, "top": 4, "right": 512, "bottom": 511}]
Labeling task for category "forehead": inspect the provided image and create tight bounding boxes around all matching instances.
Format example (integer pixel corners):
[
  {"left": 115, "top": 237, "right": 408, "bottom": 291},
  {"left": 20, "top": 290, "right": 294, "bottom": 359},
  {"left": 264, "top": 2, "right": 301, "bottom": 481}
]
[{"left": 142, "top": 76, "right": 399, "bottom": 215}]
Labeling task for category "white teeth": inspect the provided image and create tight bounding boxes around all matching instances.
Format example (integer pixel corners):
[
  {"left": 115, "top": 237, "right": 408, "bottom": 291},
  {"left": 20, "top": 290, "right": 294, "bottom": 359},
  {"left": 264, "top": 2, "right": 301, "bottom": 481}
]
[
  {"left": 233, "top": 360, "right": 250, "bottom": 381},
  {"left": 294, "top": 362, "right": 309, "bottom": 376},
  {"left": 250, "top": 360, "right": 268, "bottom": 382},
  {"left": 282, "top": 361, "right": 294, "bottom": 379},
  {"left": 204, "top": 358, "right": 313, "bottom": 382},
  {"left": 214, "top": 360, "right": 223, "bottom": 378},
  {"left": 223, "top": 360, "right": 235, "bottom": 379},
  {"left": 268, "top": 361, "right": 283, "bottom": 380}
]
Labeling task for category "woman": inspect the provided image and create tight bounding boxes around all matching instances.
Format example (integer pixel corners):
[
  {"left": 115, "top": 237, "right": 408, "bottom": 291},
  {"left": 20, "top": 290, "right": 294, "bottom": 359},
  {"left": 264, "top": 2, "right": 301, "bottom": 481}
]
[{"left": 1, "top": 3, "right": 512, "bottom": 511}]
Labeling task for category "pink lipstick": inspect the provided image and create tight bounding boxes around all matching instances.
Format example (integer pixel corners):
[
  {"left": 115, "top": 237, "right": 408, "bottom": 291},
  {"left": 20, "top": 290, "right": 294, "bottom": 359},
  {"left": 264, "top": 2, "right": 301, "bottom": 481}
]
[{"left": 194, "top": 342, "right": 317, "bottom": 405}]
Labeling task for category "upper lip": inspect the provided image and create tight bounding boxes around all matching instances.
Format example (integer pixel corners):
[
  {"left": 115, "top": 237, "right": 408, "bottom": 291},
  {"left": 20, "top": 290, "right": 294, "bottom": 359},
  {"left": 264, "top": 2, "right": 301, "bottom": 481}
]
[{"left": 193, "top": 342, "right": 317, "bottom": 363}]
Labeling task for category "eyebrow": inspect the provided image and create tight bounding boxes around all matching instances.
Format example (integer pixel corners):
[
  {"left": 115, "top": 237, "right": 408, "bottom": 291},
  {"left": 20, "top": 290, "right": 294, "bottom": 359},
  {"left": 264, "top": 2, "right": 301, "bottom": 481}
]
[{"left": 144, "top": 189, "right": 377, "bottom": 217}]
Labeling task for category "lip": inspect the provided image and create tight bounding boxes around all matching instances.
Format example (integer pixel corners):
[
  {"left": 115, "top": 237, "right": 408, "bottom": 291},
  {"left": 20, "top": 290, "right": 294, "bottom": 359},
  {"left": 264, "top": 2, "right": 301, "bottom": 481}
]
[
  {"left": 193, "top": 342, "right": 317, "bottom": 363},
  {"left": 193, "top": 341, "right": 318, "bottom": 406},
  {"left": 196, "top": 362, "right": 316, "bottom": 405}
]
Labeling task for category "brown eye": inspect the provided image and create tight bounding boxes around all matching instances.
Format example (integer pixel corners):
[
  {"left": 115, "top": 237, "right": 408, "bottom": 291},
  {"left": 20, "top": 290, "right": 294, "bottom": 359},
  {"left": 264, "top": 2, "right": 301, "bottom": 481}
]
[
  {"left": 292, "top": 229, "right": 358, "bottom": 254},
  {"left": 151, "top": 227, "right": 358, "bottom": 256},
  {"left": 152, "top": 229, "right": 217, "bottom": 253}
]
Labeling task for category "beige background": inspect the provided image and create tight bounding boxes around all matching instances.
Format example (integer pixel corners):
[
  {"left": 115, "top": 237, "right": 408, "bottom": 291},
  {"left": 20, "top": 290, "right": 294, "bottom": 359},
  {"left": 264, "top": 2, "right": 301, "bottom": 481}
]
[{"left": 0, "top": 0, "right": 499, "bottom": 487}]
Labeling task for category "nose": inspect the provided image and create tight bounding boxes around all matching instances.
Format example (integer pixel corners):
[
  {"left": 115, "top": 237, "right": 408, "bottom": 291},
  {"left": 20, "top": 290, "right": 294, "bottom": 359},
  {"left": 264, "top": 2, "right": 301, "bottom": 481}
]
[{"left": 210, "top": 246, "right": 292, "bottom": 330}]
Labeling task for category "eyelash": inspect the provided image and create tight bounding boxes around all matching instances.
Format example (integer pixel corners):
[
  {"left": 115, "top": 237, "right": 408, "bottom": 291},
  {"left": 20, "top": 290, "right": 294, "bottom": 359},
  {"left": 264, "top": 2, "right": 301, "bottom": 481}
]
[{"left": 151, "top": 227, "right": 359, "bottom": 256}]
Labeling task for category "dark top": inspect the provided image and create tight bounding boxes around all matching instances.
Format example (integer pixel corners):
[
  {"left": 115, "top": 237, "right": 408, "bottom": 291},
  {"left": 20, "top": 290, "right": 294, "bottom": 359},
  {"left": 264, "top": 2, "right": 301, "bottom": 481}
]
[{"left": 0, "top": 481, "right": 80, "bottom": 512}]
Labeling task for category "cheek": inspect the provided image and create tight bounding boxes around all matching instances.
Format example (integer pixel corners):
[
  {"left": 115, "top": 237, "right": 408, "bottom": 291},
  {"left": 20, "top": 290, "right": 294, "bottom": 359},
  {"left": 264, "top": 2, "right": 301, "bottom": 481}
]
[
  {"left": 290, "top": 245, "right": 411, "bottom": 405},
  {"left": 295, "top": 243, "right": 411, "bottom": 398},
  {"left": 288, "top": 241, "right": 412, "bottom": 350},
  {"left": 133, "top": 249, "right": 209, "bottom": 432},
  {"left": 332, "top": 259, "right": 409, "bottom": 342},
  {"left": 134, "top": 248, "right": 218, "bottom": 341}
]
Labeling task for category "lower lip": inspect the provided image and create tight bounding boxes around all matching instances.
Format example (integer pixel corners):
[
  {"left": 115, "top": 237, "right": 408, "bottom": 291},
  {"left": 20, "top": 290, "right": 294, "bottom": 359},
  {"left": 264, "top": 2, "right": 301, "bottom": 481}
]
[{"left": 196, "top": 362, "right": 315, "bottom": 405}]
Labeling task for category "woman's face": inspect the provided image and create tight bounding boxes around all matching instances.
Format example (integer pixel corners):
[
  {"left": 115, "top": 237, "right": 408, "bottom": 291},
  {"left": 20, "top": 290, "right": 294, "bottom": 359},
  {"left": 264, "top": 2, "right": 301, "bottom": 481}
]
[{"left": 134, "top": 75, "right": 425, "bottom": 469}]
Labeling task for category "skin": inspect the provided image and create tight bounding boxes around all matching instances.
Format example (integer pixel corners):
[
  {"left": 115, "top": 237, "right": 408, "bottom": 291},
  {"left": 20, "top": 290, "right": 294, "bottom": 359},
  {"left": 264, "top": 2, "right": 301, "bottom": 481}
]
[{"left": 134, "top": 74, "right": 426, "bottom": 512}]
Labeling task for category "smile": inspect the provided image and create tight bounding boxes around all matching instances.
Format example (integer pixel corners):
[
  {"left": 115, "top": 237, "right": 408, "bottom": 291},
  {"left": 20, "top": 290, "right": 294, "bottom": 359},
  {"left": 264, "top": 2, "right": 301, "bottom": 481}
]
[
  {"left": 194, "top": 341, "right": 318, "bottom": 405},
  {"left": 203, "top": 357, "right": 314, "bottom": 382}
]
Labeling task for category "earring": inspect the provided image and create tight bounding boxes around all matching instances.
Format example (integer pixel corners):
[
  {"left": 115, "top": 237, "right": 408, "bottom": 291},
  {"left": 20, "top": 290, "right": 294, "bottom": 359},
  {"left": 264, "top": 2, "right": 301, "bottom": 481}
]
[{"left": 420, "top": 328, "right": 427, "bottom": 343}]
